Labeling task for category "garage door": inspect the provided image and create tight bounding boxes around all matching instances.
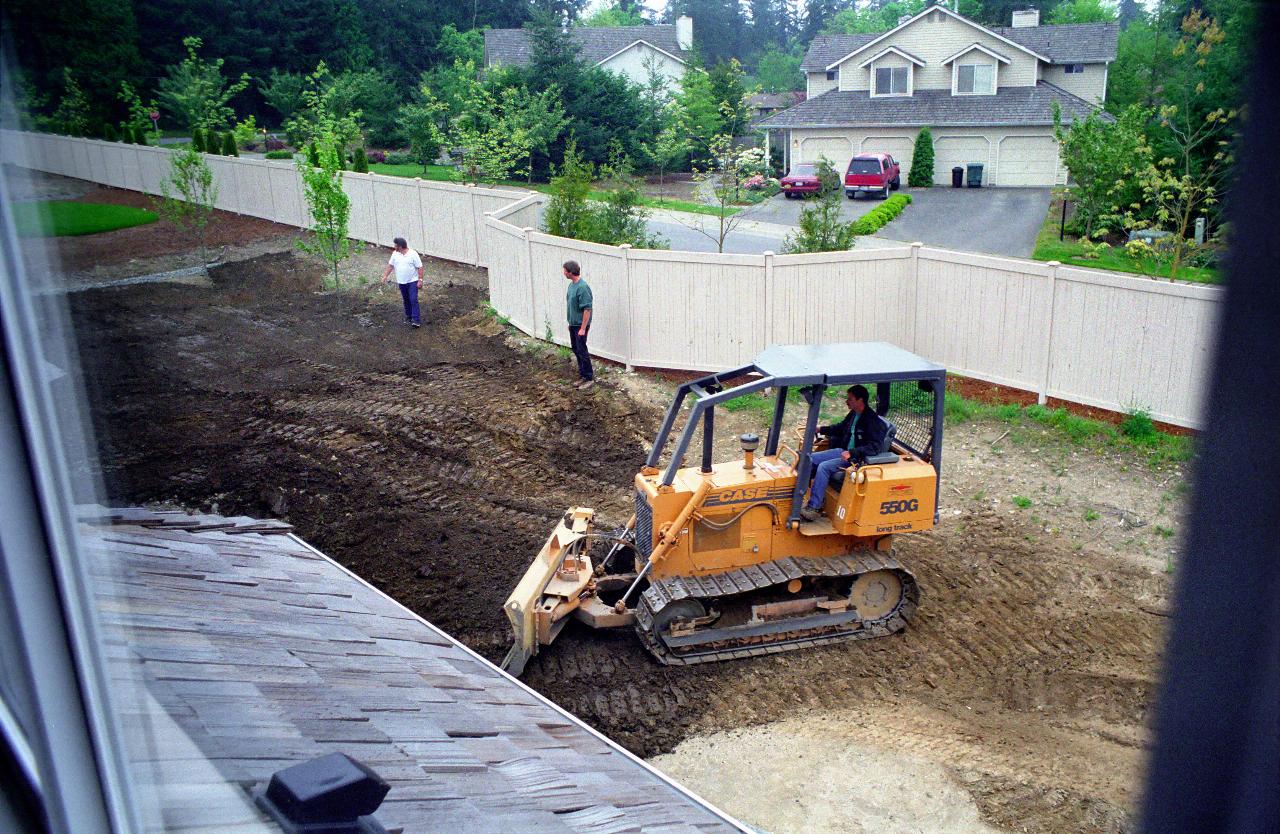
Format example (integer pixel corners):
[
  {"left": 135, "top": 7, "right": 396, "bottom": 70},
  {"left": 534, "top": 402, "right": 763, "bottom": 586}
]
[
  {"left": 799, "top": 136, "right": 853, "bottom": 167},
  {"left": 997, "top": 135, "right": 1060, "bottom": 186},
  {"left": 933, "top": 136, "right": 990, "bottom": 186},
  {"left": 860, "top": 136, "right": 914, "bottom": 182}
]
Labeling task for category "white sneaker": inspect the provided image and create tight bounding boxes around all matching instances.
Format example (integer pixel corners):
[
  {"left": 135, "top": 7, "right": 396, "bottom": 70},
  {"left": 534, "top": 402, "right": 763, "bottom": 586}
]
[{"left": 577, "top": 379, "right": 595, "bottom": 389}]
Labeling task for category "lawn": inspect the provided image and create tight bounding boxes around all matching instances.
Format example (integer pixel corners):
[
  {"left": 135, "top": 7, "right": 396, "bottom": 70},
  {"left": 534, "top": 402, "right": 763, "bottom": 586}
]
[
  {"left": 1032, "top": 199, "right": 1220, "bottom": 284},
  {"left": 14, "top": 201, "right": 158, "bottom": 237},
  {"left": 368, "top": 163, "right": 739, "bottom": 217}
]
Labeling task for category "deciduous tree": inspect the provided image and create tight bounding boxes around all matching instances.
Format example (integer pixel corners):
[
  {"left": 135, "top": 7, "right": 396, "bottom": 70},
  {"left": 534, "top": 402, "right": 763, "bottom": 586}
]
[
  {"left": 157, "top": 36, "right": 251, "bottom": 132},
  {"left": 784, "top": 156, "right": 858, "bottom": 253},
  {"left": 296, "top": 131, "right": 353, "bottom": 290},
  {"left": 157, "top": 148, "right": 218, "bottom": 272}
]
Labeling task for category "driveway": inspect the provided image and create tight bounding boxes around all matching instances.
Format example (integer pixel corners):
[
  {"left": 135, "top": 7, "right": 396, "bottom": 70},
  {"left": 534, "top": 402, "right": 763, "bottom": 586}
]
[
  {"left": 876, "top": 186, "right": 1051, "bottom": 257},
  {"left": 739, "top": 191, "right": 889, "bottom": 226}
]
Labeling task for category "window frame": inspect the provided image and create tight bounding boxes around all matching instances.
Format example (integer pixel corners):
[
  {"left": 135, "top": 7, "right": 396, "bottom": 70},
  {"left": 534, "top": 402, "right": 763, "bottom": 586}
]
[
  {"left": 953, "top": 60, "right": 996, "bottom": 96},
  {"left": 872, "top": 63, "right": 911, "bottom": 98}
]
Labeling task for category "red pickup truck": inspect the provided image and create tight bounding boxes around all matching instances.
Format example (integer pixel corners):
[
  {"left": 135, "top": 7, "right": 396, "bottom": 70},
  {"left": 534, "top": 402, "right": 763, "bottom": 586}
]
[
  {"left": 780, "top": 163, "right": 822, "bottom": 198},
  {"left": 845, "top": 153, "right": 901, "bottom": 200}
]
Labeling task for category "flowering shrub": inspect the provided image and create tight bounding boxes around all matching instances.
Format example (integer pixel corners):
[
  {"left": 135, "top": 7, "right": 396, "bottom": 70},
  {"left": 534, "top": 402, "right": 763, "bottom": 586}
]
[
  {"left": 736, "top": 147, "right": 768, "bottom": 179},
  {"left": 743, "top": 174, "right": 766, "bottom": 190},
  {"left": 264, "top": 136, "right": 286, "bottom": 151},
  {"left": 367, "top": 150, "right": 387, "bottom": 164}
]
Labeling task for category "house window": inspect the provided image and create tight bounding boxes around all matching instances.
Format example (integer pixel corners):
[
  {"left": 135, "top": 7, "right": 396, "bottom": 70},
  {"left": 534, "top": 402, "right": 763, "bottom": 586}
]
[
  {"left": 826, "top": 70, "right": 836, "bottom": 80},
  {"left": 1064, "top": 64, "right": 1085, "bottom": 74},
  {"left": 874, "top": 66, "right": 909, "bottom": 96},
  {"left": 957, "top": 63, "right": 994, "bottom": 94}
]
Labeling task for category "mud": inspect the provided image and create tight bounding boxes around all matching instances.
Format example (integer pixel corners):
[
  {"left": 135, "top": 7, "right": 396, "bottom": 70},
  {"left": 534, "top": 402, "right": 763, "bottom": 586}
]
[{"left": 57, "top": 166, "right": 1181, "bottom": 834}]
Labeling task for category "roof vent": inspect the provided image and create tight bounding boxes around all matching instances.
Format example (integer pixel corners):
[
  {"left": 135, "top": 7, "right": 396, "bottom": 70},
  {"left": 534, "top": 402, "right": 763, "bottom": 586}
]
[
  {"left": 255, "top": 753, "right": 390, "bottom": 833},
  {"left": 1011, "top": 9, "right": 1040, "bottom": 27}
]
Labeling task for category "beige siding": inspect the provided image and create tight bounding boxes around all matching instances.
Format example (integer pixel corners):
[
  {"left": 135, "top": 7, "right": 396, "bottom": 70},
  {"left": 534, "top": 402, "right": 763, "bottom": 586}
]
[
  {"left": 1048, "top": 62, "right": 1108, "bottom": 104},
  {"left": 807, "top": 71, "right": 838, "bottom": 97},
  {"left": 836, "top": 11, "right": 1039, "bottom": 92},
  {"left": 796, "top": 135, "right": 854, "bottom": 166},
  {"left": 599, "top": 42, "right": 685, "bottom": 88}
]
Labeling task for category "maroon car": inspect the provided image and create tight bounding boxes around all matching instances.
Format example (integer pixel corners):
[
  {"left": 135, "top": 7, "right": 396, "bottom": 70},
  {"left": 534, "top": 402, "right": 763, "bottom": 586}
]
[
  {"left": 780, "top": 163, "right": 822, "bottom": 198},
  {"left": 845, "top": 153, "right": 901, "bottom": 199}
]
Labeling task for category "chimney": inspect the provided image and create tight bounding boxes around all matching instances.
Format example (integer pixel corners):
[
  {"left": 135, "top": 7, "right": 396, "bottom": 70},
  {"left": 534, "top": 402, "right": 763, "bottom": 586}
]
[
  {"left": 676, "top": 16, "right": 693, "bottom": 50},
  {"left": 1011, "top": 8, "right": 1040, "bottom": 27}
]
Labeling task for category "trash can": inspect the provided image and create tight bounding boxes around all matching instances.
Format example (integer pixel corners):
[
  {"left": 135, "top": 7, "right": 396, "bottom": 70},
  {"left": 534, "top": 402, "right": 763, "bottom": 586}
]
[
  {"left": 966, "top": 163, "right": 984, "bottom": 188},
  {"left": 951, "top": 166, "right": 964, "bottom": 188}
]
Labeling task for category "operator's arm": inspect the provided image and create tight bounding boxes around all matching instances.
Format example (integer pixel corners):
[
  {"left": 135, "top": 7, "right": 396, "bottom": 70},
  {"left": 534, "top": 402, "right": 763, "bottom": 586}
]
[{"left": 851, "top": 412, "right": 888, "bottom": 462}]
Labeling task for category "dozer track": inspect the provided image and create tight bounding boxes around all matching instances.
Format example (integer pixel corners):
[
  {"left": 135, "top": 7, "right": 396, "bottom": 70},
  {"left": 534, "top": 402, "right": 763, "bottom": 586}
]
[{"left": 634, "top": 550, "right": 919, "bottom": 666}]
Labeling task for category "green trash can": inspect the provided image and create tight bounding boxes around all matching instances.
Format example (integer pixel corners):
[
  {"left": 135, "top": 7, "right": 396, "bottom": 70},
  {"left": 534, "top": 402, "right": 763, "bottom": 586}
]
[{"left": 966, "top": 163, "right": 984, "bottom": 188}]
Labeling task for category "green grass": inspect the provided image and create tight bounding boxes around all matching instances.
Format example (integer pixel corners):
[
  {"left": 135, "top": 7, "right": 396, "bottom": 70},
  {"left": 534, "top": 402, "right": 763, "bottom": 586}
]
[
  {"left": 368, "top": 163, "right": 740, "bottom": 217},
  {"left": 1012, "top": 495, "right": 1033, "bottom": 509},
  {"left": 1033, "top": 201, "right": 1220, "bottom": 284},
  {"left": 944, "top": 389, "right": 1194, "bottom": 467},
  {"left": 13, "top": 200, "right": 158, "bottom": 237},
  {"left": 1084, "top": 508, "right": 1100, "bottom": 522}
]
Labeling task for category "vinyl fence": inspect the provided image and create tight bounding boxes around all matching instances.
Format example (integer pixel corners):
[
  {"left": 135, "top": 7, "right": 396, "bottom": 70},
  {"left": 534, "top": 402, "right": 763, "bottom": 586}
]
[{"left": 5, "top": 131, "right": 1220, "bottom": 428}]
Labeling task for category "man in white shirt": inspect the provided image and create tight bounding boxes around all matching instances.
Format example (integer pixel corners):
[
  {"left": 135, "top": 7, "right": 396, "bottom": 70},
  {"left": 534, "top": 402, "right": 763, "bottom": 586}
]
[{"left": 381, "top": 236, "right": 425, "bottom": 327}]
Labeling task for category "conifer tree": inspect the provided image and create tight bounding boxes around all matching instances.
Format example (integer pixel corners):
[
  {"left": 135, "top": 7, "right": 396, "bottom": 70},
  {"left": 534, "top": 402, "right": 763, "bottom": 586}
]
[{"left": 908, "top": 126, "right": 935, "bottom": 187}]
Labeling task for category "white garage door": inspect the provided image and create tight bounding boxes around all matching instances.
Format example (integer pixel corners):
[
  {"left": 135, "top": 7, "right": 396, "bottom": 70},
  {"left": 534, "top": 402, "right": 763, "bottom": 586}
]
[
  {"left": 799, "top": 136, "right": 853, "bottom": 167},
  {"left": 860, "top": 136, "right": 914, "bottom": 182},
  {"left": 933, "top": 136, "right": 990, "bottom": 186},
  {"left": 998, "top": 135, "right": 1060, "bottom": 186}
]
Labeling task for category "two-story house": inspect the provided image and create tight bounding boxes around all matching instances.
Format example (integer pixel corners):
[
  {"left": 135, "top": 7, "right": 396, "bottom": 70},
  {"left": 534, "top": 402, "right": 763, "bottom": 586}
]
[
  {"left": 759, "top": 5, "right": 1117, "bottom": 187},
  {"left": 484, "top": 16, "right": 692, "bottom": 89}
]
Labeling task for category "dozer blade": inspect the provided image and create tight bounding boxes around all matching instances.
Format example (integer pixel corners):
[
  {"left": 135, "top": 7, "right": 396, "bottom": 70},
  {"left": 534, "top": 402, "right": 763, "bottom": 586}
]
[{"left": 500, "top": 507, "right": 595, "bottom": 676}]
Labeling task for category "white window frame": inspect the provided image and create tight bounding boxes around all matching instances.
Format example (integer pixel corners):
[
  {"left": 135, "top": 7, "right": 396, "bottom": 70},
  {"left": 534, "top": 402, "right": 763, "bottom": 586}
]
[
  {"left": 953, "top": 61, "right": 996, "bottom": 96},
  {"left": 872, "top": 63, "right": 911, "bottom": 98}
]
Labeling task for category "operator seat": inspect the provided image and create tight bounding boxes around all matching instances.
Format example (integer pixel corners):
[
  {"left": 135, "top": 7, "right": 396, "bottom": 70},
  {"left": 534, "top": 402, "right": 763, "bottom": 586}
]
[{"left": 829, "top": 420, "right": 899, "bottom": 489}]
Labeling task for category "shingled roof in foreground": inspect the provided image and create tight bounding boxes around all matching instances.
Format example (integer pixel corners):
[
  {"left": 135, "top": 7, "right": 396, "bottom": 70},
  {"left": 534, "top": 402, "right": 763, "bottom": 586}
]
[{"left": 86, "top": 506, "right": 745, "bottom": 834}]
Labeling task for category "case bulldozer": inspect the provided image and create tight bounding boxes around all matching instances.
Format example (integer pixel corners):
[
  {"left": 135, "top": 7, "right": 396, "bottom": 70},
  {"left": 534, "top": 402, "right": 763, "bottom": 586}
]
[{"left": 501, "top": 342, "right": 946, "bottom": 676}]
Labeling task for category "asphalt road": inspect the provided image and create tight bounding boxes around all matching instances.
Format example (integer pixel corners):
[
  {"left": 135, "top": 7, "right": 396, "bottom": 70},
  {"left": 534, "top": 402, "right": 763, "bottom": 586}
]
[{"left": 876, "top": 186, "right": 1052, "bottom": 258}]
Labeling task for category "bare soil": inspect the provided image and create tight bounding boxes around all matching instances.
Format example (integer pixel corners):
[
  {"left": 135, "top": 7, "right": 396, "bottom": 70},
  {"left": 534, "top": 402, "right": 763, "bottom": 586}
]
[{"left": 48, "top": 168, "right": 1184, "bottom": 834}]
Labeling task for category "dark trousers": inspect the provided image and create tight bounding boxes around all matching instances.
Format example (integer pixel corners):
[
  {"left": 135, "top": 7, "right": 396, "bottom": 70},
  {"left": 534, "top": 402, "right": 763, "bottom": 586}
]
[
  {"left": 398, "top": 281, "right": 420, "bottom": 324},
  {"left": 569, "top": 325, "right": 593, "bottom": 380}
]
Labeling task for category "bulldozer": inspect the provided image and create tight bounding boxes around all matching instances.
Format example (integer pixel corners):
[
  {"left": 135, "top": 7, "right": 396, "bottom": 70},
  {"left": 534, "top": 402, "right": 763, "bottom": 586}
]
[{"left": 501, "top": 342, "right": 946, "bottom": 675}]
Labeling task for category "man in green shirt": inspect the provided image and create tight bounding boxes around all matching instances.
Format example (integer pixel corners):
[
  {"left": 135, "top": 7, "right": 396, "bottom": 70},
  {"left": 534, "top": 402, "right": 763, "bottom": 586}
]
[{"left": 564, "top": 260, "right": 594, "bottom": 389}]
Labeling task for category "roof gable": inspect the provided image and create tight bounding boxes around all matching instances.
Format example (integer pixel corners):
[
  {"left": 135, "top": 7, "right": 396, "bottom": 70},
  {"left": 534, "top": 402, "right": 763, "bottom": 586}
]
[
  {"left": 822, "top": 5, "right": 1050, "bottom": 70},
  {"left": 857, "top": 45, "right": 927, "bottom": 68},
  {"left": 942, "top": 42, "right": 1012, "bottom": 65},
  {"left": 484, "top": 24, "right": 689, "bottom": 69}
]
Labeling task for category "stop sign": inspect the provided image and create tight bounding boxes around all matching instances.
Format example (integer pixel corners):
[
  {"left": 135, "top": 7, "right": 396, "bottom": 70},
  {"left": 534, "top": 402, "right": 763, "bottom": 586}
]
[{"left": 149, "top": 110, "right": 159, "bottom": 121}]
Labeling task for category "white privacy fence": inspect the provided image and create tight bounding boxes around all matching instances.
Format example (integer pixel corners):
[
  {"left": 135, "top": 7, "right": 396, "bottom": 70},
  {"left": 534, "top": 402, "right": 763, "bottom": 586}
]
[{"left": 5, "top": 131, "right": 1220, "bottom": 428}]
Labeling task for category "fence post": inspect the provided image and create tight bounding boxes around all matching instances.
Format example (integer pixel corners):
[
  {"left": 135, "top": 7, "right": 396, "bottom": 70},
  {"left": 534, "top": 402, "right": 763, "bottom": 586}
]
[
  {"left": 468, "top": 185, "right": 481, "bottom": 268},
  {"left": 620, "top": 244, "right": 635, "bottom": 371},
  {"left": 523, "top": 227, "right": 537, "bottom": 341},
  {"left": 1038, "top": 260, "right": 1061, "bottom": 405},
  {"left": 763, "top": 250, "right": 775, "bottom": 351},
  {"left": 910, "top": 242, "right": 923, "bottom": 353}
]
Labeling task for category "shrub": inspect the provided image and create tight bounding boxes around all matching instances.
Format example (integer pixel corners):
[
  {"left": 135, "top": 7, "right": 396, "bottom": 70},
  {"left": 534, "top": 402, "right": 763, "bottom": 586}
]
[
  {"left": 191, "top": 129, "right": 205, "bottom": 153},
  {"left": 352, "top": 146, "right": 369, "bottom": 173},
  {"left": 103, "top": 123, "right": 119, "bottom": 142},
  {"left": 908, "top": 126, "right": 935, "bottom": 187},
  {"left": 384, "top": 151, "right": 414, "bottom": 165},
  {"left": 222, "top": 131, "right": 238, "bottom": 157},
  {"left": 851, "top": 194, "right": 912, "bottom": 235},
  {"left": 264, "top": 136, "right": 286, "bottom": 151},
  {"left": 135, "top": 127, "right": 148, "bottom": 146},
  {"left": 366, "top": 149, "right": 386, "bottom": 164},
  {"left": 205, "top": 131, "right": 220, "bottom": 154},
  {"left": 1120, "top": 409, "right": 1158, "bottom": 443},
  {"left": 264, "top": 150, "right": 294, "bottom": 159},
  {"left": 306, "top": 142, "right": 320, "bottom": 168}
]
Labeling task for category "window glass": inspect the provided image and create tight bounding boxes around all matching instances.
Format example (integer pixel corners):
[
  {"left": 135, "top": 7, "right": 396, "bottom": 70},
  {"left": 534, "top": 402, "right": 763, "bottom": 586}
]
[
  {"left": 874, "top": 66, "right": 908, "bottom": 95},
  {"left": 958, "top": 63, "right": 994, "bottom": 94},
  {"left": 1065, "top": 63, "right": 1085, "bottom": 74},
  {"left": 825, "top": 70, "right": 836, "bottom": 80},
  {"left": 847, "top": 159, "right": 881, "bottom": 174}
]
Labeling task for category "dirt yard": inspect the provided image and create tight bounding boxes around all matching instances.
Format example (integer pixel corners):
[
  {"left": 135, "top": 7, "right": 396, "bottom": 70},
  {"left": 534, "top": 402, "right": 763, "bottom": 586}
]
[{"left": 48, "top": 175, "right": 1184, "bottom": 834}]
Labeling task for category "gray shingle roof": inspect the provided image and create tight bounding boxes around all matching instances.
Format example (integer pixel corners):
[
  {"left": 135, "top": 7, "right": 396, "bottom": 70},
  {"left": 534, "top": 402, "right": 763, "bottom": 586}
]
[
  {"left": 88, "top": 506, "right": 746, "bottom": 834},
  {"left": 757, "top": 81, "right": 1109, "bottom": 129},
  {"left": 800, "top": 21, "right": 1118, "bottom": 71},
  {"left": 485, "top": 25, "right": 689, "bottom": 69},
  {"left": 994, "top": 23, "right": 1119, "bottom": 64},
  {"left": 801, "top": 34, "right": 880, "bottom": 71}
]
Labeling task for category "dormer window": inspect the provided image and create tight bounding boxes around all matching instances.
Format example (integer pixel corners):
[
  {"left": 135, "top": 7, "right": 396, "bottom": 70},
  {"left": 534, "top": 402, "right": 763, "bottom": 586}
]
[
  {"left": 826, "top": 70, "right": 836, "bottom": 80},
  {"left": 874, "top": 66, "right": 909, "bottom": 96},
  {"left": 956, "top": 63, "right": 994, "bottom": 94},
  {"left": 1064, "top": 64, "right": 1085, "bottom": 74}
]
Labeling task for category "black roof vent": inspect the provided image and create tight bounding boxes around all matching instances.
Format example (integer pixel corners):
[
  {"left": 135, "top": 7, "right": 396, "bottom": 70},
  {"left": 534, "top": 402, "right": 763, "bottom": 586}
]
[{"left": 255, "top": 752, "right": 391, "bottom": 833}]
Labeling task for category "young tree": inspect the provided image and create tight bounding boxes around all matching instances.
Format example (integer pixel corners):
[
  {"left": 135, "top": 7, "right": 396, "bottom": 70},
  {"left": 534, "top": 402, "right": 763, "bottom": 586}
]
[
  {"left": 674, "top": 67, "right": 722, "bottom": 164},
  {"left": 784, "top": 157, "right": 858, "bottom": 253},
  {"left": 296, "top": 132, "right": 353, "bottom": 291},
  {"left": 708, "top": 59, "right": 750, "bottom": 138},
  {"left": 398, "top": 87, "right": 448, "bottom": 173},
  {"left": 157, "top": 148, "right": 218, "bottom": 273},
  {"left": 157, "top": 37, "right": 250, "bottom": 133},
  {"left": 639, "top": 53, "right": 675, "bottom": 146},
  {"left": 352, "top": 146, "right": 369, "bottom": 173},
  {"left": 1053, "top": 105, "right": 1149, "bottom": 238},
  {"left": 500, "top": 84, "right": 568, "bottom": 182},
  {"left": 686, "top": 134, "right": 748, "bottom": 253},
  {"left": 51, "top": 69, "right": 90, "bottom": 137},
  {"left": 289, "top": 63, "right": 363, "bottom": 164},
  {"left": 651, "top": 124, "right": 690, "bottom": 190},
  {"left": 543, "top": 139, "right": 596, "bottom": 240},
  {"left": 118, "top": 81, "right": 159, "bottom": 143},
  {"left": 907, "top": 126, "right": 935, "bottom": 187},
  {"left": 221, "top": 131, "right": 238, "bottom": 157},
  {"left": 259, "top": 70, "right": 307, "bottom": 124}
]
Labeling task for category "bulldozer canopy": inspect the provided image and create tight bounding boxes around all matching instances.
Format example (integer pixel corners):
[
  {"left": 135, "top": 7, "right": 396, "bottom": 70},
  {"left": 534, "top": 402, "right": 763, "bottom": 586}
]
[{"left": 753, "top": 342, "right": 945, "bottom": 387}]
